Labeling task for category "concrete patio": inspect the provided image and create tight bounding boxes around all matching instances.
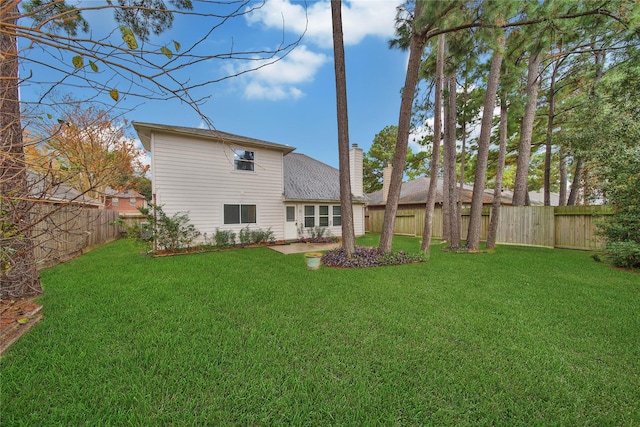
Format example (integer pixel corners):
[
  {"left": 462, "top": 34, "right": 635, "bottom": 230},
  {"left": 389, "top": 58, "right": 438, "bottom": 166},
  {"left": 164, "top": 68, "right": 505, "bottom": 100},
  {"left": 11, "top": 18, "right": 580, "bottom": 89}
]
[{"left": 268, "top": 242, "right": 341, "bottom": 254}]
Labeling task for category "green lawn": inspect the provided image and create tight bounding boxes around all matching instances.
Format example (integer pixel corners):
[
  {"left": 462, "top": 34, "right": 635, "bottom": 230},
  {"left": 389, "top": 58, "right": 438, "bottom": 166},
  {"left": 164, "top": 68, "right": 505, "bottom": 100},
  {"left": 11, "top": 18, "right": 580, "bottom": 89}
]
[{"left": 2, "top": 235, "right": 639, "bottom": 425}]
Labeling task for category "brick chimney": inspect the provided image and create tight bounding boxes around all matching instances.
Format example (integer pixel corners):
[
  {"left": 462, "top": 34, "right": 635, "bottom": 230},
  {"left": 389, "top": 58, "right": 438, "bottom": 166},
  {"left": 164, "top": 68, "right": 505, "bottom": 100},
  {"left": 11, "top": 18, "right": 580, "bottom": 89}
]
[
  {"left": 382, "top": 163, "right": 392, "bottom": 203},
  {"left": 349, "top": 143, "right": 363, "bottom": 197}
]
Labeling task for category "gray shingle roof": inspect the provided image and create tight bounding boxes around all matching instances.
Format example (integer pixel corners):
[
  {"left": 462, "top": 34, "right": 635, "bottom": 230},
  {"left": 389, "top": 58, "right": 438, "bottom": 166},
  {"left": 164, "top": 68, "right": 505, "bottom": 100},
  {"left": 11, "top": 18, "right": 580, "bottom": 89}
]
[
  {"left": 284, "top": 153, "right": 341, "bottom": 201},
  {"left": 366, "top": 177, "right": 518, "bottom": 206}
]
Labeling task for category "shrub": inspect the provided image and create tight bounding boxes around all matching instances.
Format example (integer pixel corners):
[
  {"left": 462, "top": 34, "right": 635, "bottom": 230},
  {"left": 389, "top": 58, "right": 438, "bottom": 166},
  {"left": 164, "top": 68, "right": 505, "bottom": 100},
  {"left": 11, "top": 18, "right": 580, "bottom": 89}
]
[
  {"left": 322, "top": 246, "right": 426, "bottom": 268},
  {"left": 214, "top": 229, "right": 236, "bottom": 247},
  {"left": 605, "top": 241, "right": 640, "bottom": 269},
  {"left": 140, "top": 204, "right": 201, "bottom": 252},
  {"left": 239, "top": 226, "right": 252, "bottom": 246},
  {"left": 110, "top": 218, "right": 144, "bottom": 239}
]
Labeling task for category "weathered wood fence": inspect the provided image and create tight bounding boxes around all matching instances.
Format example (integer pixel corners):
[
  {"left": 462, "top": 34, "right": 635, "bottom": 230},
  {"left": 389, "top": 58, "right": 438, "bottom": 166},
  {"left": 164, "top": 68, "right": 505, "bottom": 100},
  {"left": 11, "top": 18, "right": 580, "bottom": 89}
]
[
  {"left": 31, "top": 204, "right": 121, "bottom": 269},
  {"left": 365, "top": 205, "right": 611, "bottom": 250}
]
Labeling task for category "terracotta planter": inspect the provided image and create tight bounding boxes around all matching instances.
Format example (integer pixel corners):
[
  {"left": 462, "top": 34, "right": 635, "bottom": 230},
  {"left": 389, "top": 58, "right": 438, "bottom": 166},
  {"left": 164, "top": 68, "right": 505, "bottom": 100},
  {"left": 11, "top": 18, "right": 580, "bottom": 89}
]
[{"left": 304, "top": 252, "right": 323, "bottom": 270}]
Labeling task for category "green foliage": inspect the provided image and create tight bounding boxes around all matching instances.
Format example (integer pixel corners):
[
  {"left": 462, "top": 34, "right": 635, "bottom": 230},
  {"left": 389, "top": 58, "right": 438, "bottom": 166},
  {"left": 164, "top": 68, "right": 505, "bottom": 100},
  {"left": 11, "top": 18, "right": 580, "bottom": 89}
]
[
  {"left": 114, "top": 0, "right": 193, "bottom": 42},
  {"left": 605, "top": 241, "right": 640, "bottom": 269},
  {"left": 109, "top": 218, "right": 145, "bottom": 239},
  {"left": 237, "top": 226, "right": 276, "bottom": 247},
  {"left": 363, "top": 125, "right": 428, "bottom": 193},
  {"left": 140, "top": 203, "right": 200, "bottom": 252},
  {"left": 22, "top": 0, "right": 89, "bottom": 35},
  {"left": 213, "top": 228, "right": 236, "bottom": 247}
]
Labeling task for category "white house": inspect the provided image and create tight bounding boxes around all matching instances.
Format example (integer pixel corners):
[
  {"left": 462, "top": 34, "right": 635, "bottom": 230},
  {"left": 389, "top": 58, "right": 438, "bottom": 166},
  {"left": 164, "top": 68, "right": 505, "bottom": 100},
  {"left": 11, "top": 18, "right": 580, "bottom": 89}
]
[{"left": 133, "top": 122, "right": 366, "bottom": 241}]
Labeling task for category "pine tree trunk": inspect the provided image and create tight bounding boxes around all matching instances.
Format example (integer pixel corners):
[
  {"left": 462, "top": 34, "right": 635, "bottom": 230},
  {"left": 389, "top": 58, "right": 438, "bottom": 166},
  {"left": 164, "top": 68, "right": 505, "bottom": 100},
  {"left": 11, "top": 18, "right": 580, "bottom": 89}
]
[
  {"left": 512, "top": 51, "right": 542, "bottom": 206},
  {"left": 441, "top": 75, "right": 451, "bottom": 243},
  {"left": 1, "top": 4, "right": 43, "bottom": 298},
  {"left": 558, "top": 147, "right": 567, "bottom": 206},
  {"left": 567, "top": 158, "right": 583, "bottom": 205},
  {"left": 466, "top": 38, "right": 504, "bottom": 251},
  {"left": 543, "top": 68, "right": 556, "bottom": 206},
  {"left": 421, "top": 34, "right": 445, "bottom": 254},
  {"left": 331, "top": 0, "right": 355, "bottom": 257},
  {"left": 445, "top": 74, "right": 459, "bottom": 249},
  {"left": 379, "top": 1, "right": 426, "bottom": 252},
  {"left": 487, "top": 98, "right": 508, "bottom": 249}
]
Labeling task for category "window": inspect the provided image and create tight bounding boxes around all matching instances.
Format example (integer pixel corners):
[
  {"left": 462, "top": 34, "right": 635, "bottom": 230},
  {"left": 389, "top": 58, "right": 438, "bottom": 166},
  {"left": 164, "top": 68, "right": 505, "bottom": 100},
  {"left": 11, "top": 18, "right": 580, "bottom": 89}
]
[
  {"left": 112, "top": 197, "right": 119, "bottom": 206},
  {"left": 234, "top": 149, "right": 254, "bottom": 171},
  {"left": 304, "top": 205, "right": 315, "bottom": 228},
  {"left": 332, "top": 206, "right": 341, "bottom": 226},
  {"left": 224, "top": 204, "right": 256, "bottom": 224},
  {"left": 286, "top": 206, "right": 295, "bottom": 222},
  {"left": 129, "top": 198, "right": 136, "bottom": 206},
  {"left": 319, "top": 205, "right": 329, "bottom": 227}
]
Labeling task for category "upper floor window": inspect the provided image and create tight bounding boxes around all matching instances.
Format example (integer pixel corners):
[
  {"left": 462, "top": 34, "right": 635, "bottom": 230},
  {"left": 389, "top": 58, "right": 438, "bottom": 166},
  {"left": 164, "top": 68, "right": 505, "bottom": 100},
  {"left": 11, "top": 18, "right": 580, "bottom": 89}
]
[
  {"left": 234, "top": 149, "right": 254, "bottom": 171},
  {"left": 129, "top": 198, "right": 136, "bottom": 206},
  {"left": 112, "top": 197, "right": 119, "bottom": 206}
]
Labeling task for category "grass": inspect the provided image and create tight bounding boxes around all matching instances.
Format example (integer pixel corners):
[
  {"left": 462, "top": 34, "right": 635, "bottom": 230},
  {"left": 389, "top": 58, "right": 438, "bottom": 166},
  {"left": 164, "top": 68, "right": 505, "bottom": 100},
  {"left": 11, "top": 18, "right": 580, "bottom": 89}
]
[{"left": 2, "top": 234, "right": 639, "bottom": 425}]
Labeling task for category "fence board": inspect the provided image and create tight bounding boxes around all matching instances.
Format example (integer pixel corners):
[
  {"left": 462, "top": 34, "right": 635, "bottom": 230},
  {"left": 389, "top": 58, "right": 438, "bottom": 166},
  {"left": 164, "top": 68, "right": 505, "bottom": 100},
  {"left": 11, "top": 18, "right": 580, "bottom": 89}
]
[
  {"left": 29, "top": 205, "right": 121, "bottom": 269},
  {"left": 366, "top": 205, "right": 606, "bottom": 250}
]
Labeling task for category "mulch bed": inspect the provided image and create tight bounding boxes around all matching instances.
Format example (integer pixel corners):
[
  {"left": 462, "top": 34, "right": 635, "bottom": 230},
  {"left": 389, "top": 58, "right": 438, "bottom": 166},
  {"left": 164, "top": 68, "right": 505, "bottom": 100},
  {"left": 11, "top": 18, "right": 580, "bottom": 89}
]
[{"left": 0, "top": 298, "right": 43, "bottom": 356}]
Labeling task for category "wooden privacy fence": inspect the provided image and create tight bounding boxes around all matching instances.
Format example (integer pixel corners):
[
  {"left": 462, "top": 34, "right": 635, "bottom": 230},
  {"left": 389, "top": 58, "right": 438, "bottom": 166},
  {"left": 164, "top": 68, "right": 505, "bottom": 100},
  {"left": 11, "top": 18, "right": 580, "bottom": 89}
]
[
  {"left": 365, "top": 205, "right": 611, "bottom": 250},
  {"left": 31, "top": 204, "right": 121, "bottom": 269}
]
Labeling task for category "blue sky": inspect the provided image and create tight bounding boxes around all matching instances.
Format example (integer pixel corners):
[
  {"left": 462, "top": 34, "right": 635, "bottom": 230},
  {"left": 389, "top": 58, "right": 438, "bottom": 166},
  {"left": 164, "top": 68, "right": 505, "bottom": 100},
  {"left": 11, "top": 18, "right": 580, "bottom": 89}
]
[{"left": 20, "top": 0, "right": 411, "bottom": 169}]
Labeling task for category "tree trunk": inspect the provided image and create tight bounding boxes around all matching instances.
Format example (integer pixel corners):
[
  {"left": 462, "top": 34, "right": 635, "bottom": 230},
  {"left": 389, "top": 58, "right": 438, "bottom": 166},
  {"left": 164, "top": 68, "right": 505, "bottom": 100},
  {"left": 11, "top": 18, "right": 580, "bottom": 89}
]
[
  {"left": 1, "top": 4, "right": 43, "bottom": 298},
  {"left": 512, "top": 51, "right": 542, "bottom": 206},
  {"left": 487, "top": 98, "right": 508, "bottom": 249},
  {"left": 558, "top": 147, "right": 567, "bottom": 206},
  {"left": 330, "top": 0, "right": 355, "bottom": 256},
  {"left": 458, "top": 100, "right": 467, "bottom": 236},
  {"left": 466, "top": 38, "right": 504, "bottom": 251},
  {"left": 441, "top": 75, "right": 451, "bottom": 243},
  {"left": 445, "top": 74, "right": 459, "bottom": 249},
  {"left": 379, "top": 1, "right": 426, "bottom": 252},
  {"left": 567, "top": 157, "right": 583, "bottom": 205},
  {"left": 543, "top": 64, "right": 557, "bottom": 206},
  {"left": 421, "top": 34, "right": 445, "bottom": 255}
]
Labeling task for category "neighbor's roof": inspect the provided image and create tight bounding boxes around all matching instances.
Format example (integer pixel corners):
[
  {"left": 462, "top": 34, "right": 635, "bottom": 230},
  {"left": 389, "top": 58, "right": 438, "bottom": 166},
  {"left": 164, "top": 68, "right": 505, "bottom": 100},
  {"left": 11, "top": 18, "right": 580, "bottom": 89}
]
[
  {"left": 367, "top": 177, "right": 519, "bottom": 206},
  {"left": 104, "top": 187, "right": 145, "bottom": 199},
  {"left": 27, "top": 172, "right": 103, "bottom": 206},
  {"left": 284, "top": 153, "right": 365, "bottom": 203},
  {"left": 132, "top": 121, "right": 296, "bottom": 154}
]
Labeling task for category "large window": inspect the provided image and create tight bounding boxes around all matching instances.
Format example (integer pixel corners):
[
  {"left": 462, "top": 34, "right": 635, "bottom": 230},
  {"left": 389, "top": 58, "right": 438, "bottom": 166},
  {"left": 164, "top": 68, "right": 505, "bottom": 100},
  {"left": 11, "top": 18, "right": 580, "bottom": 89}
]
[
  {"left": 332, "top": 206, "right": 341, "bottom": 226},
  {"left": 319, "top": 205, "right": 329, "bottom": 227},
  {"left": 224, "top": 204, "right": 256, "bottom": 224},
  {"left": 234, "top": 149, "right": 254, "bottom": 171},
  {"left": 304, "top": 205, "right": 315, "bottom": 228}
]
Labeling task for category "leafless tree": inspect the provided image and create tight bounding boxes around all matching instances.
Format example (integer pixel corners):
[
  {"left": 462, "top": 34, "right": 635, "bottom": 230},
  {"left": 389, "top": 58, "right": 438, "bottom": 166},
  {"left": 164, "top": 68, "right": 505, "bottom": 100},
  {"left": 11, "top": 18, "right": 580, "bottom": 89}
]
[{"left": 1, "top": 0, "right": 304, "bottom": 298}]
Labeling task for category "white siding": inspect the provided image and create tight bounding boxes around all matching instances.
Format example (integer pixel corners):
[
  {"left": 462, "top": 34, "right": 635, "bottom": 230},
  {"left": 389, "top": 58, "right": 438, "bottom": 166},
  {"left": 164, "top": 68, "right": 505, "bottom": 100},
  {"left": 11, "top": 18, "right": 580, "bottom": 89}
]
[
  {"left": 151, "top": 131, "right": 285, "bottom": 241},
  {"left": 353, "top": 204, "right": 365, "bottom": 237}
]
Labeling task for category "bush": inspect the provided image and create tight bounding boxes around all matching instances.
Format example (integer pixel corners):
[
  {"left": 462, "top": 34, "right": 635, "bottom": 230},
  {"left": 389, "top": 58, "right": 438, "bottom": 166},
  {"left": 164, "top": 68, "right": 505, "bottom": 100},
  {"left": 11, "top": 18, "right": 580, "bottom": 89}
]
[
  {"left": 322, "top": 246, "right": 426, "bottom": 268},
  {"left": 605, "top": 241, "right": 640, "bottom": 269},
  {"left": 140, "top": 204, "right": 201, "bottom": 252},
  {"left": 214, "top": 229, "right": 236, "bottom": 247}
]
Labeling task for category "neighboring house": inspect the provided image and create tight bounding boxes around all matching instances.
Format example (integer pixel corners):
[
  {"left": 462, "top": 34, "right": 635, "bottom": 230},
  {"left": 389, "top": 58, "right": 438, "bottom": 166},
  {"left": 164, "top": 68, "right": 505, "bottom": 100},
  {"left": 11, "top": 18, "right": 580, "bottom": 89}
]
[
  {"left": 27, "top": 172, "right": 103, "bottom": 208},
  {"left": 367, "top": 169, "right": 557, "bottom": 213},
  {"left": 104, "top": 187, "right": 148, "bottom": 217},
  {"left": 132, "top": 122, "right": 366, "bottom": 241}
]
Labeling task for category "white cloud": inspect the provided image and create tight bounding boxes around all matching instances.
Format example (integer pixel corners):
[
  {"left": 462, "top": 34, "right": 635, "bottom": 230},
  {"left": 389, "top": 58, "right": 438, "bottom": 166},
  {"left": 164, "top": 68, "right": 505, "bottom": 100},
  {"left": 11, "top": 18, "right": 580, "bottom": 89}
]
[
  {"left": 227, "top": 45, "right": 328, "bottom": 101},
  {"left": 246, "top": 0, "right": 401, "bottom": 49},
  {"left": 239, "top": 0, "right": 401, "bottom": 100}
]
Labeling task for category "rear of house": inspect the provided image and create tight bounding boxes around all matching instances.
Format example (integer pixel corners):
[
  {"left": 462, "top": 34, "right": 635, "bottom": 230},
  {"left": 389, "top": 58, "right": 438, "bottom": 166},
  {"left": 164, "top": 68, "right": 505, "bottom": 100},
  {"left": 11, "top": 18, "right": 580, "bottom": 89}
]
[{"left": 133, "top": 122, "right": 365, "bottom": 242}]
